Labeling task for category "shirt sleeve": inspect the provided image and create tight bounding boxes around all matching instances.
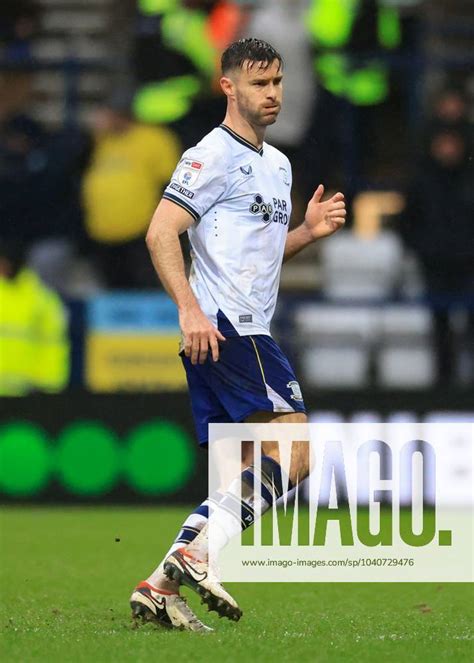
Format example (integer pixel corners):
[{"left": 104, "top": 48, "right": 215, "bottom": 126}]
[{"left": 162, "top": 144, "right": 228, "bottom": 221}]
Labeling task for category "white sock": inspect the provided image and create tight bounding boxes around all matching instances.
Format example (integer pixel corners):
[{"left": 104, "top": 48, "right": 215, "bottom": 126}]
[
  {"left": 186, "top": 475, "right": 272, "bottom": 562},
  {"left": 146, "top": 496, "right": 218, "bottom": 587},
  {"left": 186, "top": 456, "right": 291, "bottom": 563}
]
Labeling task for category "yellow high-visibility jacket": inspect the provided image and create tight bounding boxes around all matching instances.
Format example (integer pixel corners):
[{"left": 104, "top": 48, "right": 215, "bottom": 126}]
[
  {"left": 306, "top": 0, "right": 401, "bottom": 105},
  {"left": 0, "top": 268, "right": 70, "bottom": 396},
  {"left": 134, "top": 0, "right": 218, "bottom": 124}
]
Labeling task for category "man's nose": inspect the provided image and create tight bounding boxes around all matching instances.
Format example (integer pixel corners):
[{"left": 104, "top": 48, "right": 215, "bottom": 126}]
[{"left": 267, "top": 86, "right": 277, "bottom": 100}]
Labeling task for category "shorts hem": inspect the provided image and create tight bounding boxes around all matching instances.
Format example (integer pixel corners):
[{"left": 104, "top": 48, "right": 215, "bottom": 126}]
[
  {"left": 197, "top": 404, "right": 307, "bottom": 446},
  {"left": 235, "top": 404, "right": 307, "bottom": 423}
]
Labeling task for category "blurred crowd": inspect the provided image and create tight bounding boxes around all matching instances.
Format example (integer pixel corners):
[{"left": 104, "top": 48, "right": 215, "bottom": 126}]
[{"left": 0, "top": 0, "right": 473, "bottom": 393}]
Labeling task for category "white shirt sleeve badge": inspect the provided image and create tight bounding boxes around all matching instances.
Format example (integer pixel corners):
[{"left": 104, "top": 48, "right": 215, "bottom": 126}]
[{"left": 177, "top": 160, "right": 203, "bottom": 187}]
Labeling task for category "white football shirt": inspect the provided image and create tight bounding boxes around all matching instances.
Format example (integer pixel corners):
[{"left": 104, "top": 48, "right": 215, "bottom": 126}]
[{"left": 163, "top": 124, "right": 292, "bottom": 337}]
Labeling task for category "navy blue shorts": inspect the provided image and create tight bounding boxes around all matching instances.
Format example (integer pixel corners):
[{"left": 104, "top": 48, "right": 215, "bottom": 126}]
[{"left": 181, "top": 335, "right": 306, "bottom": 445}]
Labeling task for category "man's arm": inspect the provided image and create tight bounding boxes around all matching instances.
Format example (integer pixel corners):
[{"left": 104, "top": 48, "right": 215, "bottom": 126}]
[
  {"left": 284, "top": 185, "right": 346, "bottom": 262},
  {"left": 146, "top": 199, "right": 225, "bottom": 365}
]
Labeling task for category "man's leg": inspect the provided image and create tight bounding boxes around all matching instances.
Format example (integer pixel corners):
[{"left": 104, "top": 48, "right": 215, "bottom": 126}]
[
  {"left": 144, "top": 440, "right": 254, "bottom": 591},
  {"left": 185, "top": 411, "right": 309, "bottom": 558},
  {"left": 144, "top": 494, "right": 221, "bottom": 593},
  {"left": 161, "top": 334, "right": 308, "bottom": 619},
  {"left": 130, "top": 442, "right": 254, "bottom": 627},
  {"left": 246, "top": 411, "right": 310, "bottom": 485},
  {"left": 164, "top": 412, "right": 309, "bottom": 620},
  {"left": 129, "top": 493, "right": 222, "bottom": 631}
]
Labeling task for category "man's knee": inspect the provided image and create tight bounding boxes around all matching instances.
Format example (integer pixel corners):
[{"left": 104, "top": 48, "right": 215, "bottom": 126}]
[{"left": 244, "top": 411, "right": 310, "bottom": 485}]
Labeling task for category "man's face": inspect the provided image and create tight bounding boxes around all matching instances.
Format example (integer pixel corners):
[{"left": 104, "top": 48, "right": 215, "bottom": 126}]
[
  {"left": 430, "top": 132, "right": 465, "bottom": 169},
  {"left": 227, "top": 59, "right": 283, "bottom": 127}
]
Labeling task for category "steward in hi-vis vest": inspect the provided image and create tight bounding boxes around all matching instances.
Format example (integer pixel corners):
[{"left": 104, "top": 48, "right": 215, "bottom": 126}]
[
  {"left": 133, "top": 0, "right": 219, "bottom": 125},
  {"left": 0, "top": 247, "right": 70, "bottom": 396},
  {"left": 305, "top": 0, "right": 401, "bottom": 106}
]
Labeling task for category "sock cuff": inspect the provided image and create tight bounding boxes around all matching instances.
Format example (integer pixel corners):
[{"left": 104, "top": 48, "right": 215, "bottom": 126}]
[
  {"left": 240, "top": 455, "right": 293, "bottom": 506},
  {"left": 193, "top": 504, "right": 210, "bottom": 518}
]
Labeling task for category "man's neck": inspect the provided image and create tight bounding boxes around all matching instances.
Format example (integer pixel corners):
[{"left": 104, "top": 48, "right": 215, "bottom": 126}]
[{"left": 221, "top": 111, "right": 265, "bottom": 150}]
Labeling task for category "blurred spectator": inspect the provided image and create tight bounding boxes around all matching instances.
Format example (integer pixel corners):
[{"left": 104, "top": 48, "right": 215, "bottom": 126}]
[
  {"left": 0, "top": 0, "right": 41, "bottom": 63},
  {"left": 0, "top": 111, "right": 88, "bottom": 292},
  {"left": 303, "top": 0, "right": 402, "bottom": 195},
  {"left": 133, "top": 0, "right": 223, "bottom": 146},
  {"left": 245, "top": 0, "right": 315, "bottom": 156},
  {"left": 82, "top": 91, "right": 181, "bottom": 289},
  {"left": 0, "top": 240, "right": 70, "bottom": 396},
  {"left": 427, "top": 86, "right": 473, "bottom": 158},
  {"left": 208, "top": 1, "right": 250, "bottom": 52},
  {"left": 402, "top": 124, "right": 474, "bottom": 384},
  {"left": 431, "top": 86, "right": 469, "bottom": 126}
]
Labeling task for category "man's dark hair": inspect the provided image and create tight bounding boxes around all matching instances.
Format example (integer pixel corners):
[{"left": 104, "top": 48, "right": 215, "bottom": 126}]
[
  {"left": 221, "top": 38, "right": 283, "bottom": 75},
  {"left": 0, "top": 239, "right": 26, "bottom": 278}
]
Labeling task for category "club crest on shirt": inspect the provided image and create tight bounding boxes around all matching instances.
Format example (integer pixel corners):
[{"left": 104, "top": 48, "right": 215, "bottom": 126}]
[
  {"left": 279, "top": 167, "right": 290, "bottom": 186},
  {"left": 287, "top": 380, "right": 303, "bottom": 401},
  {"left": 177, "top": 159, "right": 203, "bottom": 187}
]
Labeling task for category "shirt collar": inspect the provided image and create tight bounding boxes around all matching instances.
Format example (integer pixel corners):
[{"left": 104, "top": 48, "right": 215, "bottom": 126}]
[{"left": 219, "top": 124, "right": 264, "bottom": 156}]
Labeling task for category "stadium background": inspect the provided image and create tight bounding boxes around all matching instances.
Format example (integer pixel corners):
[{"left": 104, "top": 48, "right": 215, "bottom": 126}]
[
  {"left": 1, "top": 0, "right": 472, "bottom": 505},
  {"left": 1, "top": 2, "right": 473, "bottom": 661}
]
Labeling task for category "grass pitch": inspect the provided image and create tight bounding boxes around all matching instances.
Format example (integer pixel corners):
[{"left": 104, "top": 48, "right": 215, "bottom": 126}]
[{"left": 1, "top": 506, "right": 472, "bottom": 662}]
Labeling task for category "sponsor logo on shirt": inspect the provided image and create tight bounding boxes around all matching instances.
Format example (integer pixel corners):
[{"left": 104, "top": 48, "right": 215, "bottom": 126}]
[
  {"left": 240, "top": 164, "right": 253, "bottom": 176},
  {"left": 249, "top": 194, "right": 273, "bottom": 223},
  {"left": 249, "top": 194, "right": 289, "bottom": 225},
  {"left": 169, "top": 182, "right": 195, "bottom": 199}
]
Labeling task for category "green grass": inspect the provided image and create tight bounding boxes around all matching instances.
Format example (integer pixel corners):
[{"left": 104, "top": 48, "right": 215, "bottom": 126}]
[{"left": 0, "top": 507, "right": 472, "bottom": 662}]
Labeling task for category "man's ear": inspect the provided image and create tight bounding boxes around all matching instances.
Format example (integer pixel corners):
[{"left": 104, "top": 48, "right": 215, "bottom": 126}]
[{"left": 220, "top": 75, "right": 235, "bottom": 99}]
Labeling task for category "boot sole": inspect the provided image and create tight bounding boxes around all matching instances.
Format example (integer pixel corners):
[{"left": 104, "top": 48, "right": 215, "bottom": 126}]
[
  {"left": 164, "top": 561, "right": 242, "bottom": 622},
  {"left": 130, "top": 601, "right": 175, "bottom": 629}
]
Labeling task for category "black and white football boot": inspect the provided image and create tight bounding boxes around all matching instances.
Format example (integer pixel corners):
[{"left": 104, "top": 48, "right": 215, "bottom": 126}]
[
  {"left": 164, "top": 549, "right": 242, "bottom": 622},
  {"left": 130, "top": 581, "right": 213, "bottom": 633}
]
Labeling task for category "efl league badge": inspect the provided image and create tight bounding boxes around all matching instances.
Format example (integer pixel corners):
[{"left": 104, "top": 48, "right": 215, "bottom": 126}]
[{"left": 178, "top": 159, "right": 203, "bottom": 187}]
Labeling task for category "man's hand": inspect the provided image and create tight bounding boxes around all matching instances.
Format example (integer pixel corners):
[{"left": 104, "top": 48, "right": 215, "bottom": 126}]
[
  {"left": 179, "top": 305, "right": 226, "bottom": 365},
  {"left": 303, "top": 184, "right": 346, "bottom": 241}
]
